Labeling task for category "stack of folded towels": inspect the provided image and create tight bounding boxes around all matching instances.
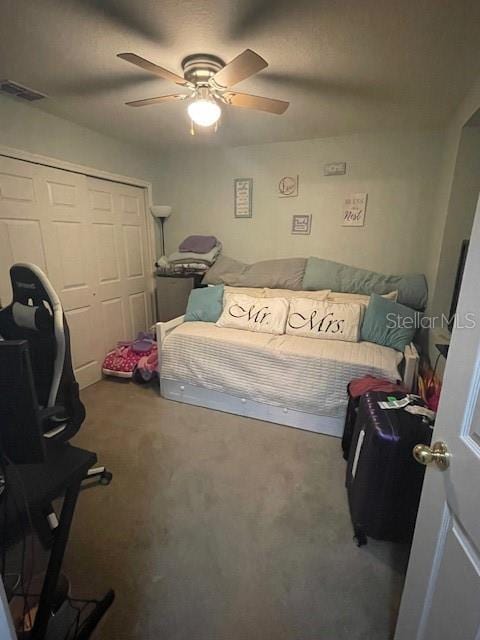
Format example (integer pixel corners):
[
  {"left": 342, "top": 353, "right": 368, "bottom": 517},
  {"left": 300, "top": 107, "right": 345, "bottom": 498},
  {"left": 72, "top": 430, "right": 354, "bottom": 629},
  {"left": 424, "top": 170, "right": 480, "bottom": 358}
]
[{"left": 159, "top": 235, "right": 222, "bottom": 274}]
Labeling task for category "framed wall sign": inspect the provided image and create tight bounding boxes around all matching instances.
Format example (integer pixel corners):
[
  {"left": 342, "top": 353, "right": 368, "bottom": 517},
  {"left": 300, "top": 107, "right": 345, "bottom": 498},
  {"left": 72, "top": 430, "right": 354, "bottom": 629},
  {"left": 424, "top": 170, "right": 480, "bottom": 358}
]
[
  {"left": 324, "top": 162, "right": 347, "bottom": 176},
  {"left": 234, "top": 178, "right": 253, "bottom": 218},
  {"left": 342, "top": 192, "right": 367, "bottom": 227},
  {"left": 278, "top": 175, "right": 299, "bottom": 198},
  {"left": 291, "top": 214, "right": 311, "bottom": 235}
]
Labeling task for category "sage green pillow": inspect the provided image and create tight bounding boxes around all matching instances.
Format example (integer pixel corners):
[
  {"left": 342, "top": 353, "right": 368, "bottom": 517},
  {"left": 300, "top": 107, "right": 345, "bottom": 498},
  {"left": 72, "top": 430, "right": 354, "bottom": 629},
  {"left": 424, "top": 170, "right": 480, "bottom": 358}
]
[
  {"left": 302, "top": 257, "right": 428, "bottom": 310},
  {"left": 361, "top": 294, "right": 419, "bottom": 351},
  {"left": 185, "top": 285, "right": 224, "bottom": 322}
]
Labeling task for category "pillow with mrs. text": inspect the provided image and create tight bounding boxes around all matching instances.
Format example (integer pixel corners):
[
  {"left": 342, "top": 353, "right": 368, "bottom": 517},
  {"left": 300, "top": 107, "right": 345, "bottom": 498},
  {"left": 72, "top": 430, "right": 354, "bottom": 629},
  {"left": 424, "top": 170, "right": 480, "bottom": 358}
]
[
  {"left": 216, "top": 293, "right": 289, "bottom": 335},
  {"left": 286, "top": 299, "right": 362, "bottom": 342}
]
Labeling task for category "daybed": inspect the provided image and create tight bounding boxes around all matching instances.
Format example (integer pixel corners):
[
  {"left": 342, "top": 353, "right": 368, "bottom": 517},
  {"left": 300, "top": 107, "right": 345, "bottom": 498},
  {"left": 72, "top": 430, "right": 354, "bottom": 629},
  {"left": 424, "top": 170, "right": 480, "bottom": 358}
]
[
  {"left": 156, "top": 316, "right": 418, "bottom": 437},
  {"left": 154, "top": 256, "right": 425, "bottom": 438}
]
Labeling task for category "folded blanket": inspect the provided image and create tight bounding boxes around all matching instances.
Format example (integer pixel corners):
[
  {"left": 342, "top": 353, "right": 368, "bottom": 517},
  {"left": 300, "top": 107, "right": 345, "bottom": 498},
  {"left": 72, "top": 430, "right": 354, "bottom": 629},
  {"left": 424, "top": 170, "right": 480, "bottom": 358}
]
[
  {"left": 170, "top": 263, "right": 209, "bottom": 271},
  {"left": 169, "top": 244, "right": 221, "bottom": 266},
  {"left": 179, "top": 235, "right": 218, "bottom": 254}
]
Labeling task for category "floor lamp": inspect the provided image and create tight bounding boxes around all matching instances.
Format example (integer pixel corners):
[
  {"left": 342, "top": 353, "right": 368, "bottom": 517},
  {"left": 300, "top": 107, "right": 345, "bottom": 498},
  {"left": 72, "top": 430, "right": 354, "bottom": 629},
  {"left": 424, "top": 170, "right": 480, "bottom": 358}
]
[{"left": 150, "top": 205, "right": 172, "bottom": 265}]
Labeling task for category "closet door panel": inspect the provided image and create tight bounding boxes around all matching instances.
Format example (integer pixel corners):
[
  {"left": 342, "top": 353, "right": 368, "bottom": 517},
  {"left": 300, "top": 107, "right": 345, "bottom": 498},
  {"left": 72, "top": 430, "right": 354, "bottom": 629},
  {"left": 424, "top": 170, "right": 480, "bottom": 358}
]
[
  {"left": 0, "top": 219, "right": 47, "bottom": 271},
  {"left": 0, "top": 156, "right": 151, "bottom": 388},
  {"left": 129, "top": 291, "right": 148, "bottom": 338},
  {"left": 101, "top": 296, "right": 128, "bottom": 349},
  {"left": 123, "top": 224, "right": 144, "bottom": 280},
  {"left": 87, "top": 177, "right": 151, "bottom": 349},
  {"left": 95, "top": 223, "right": 120, "bottom": 285},
  {"left": 38, "top": 166, "right": 104, "bottom": 387},
  {"left": 0, "top": 157, "right": 47, "bottom": 305}
]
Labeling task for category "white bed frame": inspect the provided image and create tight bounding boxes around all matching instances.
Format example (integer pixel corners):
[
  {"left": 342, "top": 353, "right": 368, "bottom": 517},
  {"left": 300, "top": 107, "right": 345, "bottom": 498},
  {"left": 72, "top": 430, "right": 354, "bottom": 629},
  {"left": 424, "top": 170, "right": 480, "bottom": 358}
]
[{"left": 155, "top": 316, "right": 419, "bottom": 438}]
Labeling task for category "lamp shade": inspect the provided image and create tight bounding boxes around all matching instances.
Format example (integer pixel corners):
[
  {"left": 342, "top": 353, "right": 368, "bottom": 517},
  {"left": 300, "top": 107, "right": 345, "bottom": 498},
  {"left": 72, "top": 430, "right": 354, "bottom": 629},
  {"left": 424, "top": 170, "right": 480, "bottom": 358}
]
[{"left": 150, "top": 205, "right": 172, "bottom": 219}]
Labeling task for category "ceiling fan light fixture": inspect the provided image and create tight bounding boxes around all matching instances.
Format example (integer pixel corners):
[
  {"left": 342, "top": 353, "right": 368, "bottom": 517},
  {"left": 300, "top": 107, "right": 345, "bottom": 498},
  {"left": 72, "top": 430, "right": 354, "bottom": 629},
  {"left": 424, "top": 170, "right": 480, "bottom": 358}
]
[
  {"left": 118, "top": 49, "right": 290, "bottom": 133},
  {"left": 187, "top": 97, "right": 221, "bottom": 127}
]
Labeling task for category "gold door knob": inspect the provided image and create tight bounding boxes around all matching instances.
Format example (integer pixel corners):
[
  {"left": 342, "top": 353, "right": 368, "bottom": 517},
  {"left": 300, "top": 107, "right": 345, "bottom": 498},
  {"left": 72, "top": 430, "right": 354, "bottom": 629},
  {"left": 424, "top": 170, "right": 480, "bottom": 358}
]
[{"left": 413, "top": 441, "right": 450, "bottom": 471}]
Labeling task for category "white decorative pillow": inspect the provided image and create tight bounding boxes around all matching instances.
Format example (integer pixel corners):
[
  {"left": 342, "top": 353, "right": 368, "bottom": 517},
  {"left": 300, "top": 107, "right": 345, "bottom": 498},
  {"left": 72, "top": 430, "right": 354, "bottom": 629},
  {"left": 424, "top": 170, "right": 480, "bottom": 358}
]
[
  {"left": 223, "top": 286, "right": 330, "bottom": 302},
  {"left": 216, "top": 293, "right": 289, "bottom": 335},
  {"left": 286, "top": 298, "right": 362, "bottom": 342},
  {"left": 224, "top": 286, "right": 265, "bottom": 299},
  {"left": 264, "top": 288, "right": 330, "bottom": 301},
  {"left": 327, "top": 290, "right": 398, "bottom": 305}
]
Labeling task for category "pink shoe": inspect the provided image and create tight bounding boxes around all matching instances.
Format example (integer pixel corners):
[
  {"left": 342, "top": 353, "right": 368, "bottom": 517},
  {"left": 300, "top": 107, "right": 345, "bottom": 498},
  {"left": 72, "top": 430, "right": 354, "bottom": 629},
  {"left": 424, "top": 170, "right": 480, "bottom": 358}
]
[
  {"left": 102, "top": 343, "right": 154, "bottom": 379},
  {"left": 133, "top": 346, "right": 158, "bottom": 383}
]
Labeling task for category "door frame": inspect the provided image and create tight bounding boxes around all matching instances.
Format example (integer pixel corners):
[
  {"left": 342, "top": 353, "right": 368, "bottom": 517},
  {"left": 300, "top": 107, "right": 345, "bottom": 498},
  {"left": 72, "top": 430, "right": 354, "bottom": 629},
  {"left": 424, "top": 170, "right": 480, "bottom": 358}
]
[{"left": 0, "top": 144, "right": 157, "bottom": 323}]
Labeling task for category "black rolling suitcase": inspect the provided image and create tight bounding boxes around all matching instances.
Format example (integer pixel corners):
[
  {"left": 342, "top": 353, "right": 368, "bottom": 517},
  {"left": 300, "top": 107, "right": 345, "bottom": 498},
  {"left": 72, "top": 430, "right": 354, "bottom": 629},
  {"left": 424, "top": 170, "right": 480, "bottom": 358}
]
[
  {"left": 346, "top": 391, "right": 432, "bottom": 546},
  {"left": 342, "top": 383, "right": 407, "bottom": 460},
  {"left": 342, "top": 388, "right": 360, "bottom": 460}
]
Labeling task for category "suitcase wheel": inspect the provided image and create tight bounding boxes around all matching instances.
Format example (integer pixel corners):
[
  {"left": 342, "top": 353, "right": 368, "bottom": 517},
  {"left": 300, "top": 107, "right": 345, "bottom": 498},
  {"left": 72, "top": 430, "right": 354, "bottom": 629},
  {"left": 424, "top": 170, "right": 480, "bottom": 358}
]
[{"left": 353, "top": 527, "right": 367, "bottom": 547}]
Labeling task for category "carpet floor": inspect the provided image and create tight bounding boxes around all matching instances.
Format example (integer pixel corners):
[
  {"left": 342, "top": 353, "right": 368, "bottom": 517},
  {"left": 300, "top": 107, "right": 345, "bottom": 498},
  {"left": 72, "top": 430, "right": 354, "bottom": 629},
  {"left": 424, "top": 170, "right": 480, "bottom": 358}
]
[{"left": 65, "top": 379, "right": 409, "bottom": 640}]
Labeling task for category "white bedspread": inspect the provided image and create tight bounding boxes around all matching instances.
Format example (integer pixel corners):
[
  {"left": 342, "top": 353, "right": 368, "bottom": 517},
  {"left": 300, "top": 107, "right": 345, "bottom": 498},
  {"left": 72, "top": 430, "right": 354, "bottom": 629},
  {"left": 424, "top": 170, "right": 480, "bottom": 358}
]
[{"left": 161, "top": 322, "right": 403, "bottom": 418}]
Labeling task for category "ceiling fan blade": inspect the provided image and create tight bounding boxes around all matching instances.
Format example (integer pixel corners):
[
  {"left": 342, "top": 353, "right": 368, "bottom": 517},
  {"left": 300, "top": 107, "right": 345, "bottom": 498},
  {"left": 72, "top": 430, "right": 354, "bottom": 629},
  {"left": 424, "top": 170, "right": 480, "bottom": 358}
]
[
  {"left": 222, "top": 91, "right": 289, "bottom": 114},
  {"left": 211, "top": 49, "right": 268, "bottom": 88},
  {"left": 126, "top": 94, "right": 188, "bottom": 107},
  {"left": 118, "top": 53, "right": 191, "bottom": 87}
]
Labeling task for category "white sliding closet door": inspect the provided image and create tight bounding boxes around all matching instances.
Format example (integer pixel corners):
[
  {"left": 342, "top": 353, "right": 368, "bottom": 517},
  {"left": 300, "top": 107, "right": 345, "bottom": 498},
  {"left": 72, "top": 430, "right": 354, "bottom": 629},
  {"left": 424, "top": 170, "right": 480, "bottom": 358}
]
[
  {"left": 0, "top": 155, "right": 152, "bottom": 388},
  {"left": 87, "top": 177, "right": 151, "bottom": 351}
]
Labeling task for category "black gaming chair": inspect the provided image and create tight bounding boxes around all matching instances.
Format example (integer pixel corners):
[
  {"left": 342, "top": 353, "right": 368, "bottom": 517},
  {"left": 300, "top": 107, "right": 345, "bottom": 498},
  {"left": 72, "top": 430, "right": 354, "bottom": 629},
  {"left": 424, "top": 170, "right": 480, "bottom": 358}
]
[{"left": 0, "top": 263, "right": 111, "bottom": 484}]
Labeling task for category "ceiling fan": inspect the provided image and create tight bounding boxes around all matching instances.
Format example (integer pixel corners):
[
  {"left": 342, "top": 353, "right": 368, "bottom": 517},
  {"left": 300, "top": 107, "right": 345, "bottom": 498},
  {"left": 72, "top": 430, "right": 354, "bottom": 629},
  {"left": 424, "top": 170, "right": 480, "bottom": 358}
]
[{"left": 117, "top": 49, "right": 289, "bottom": 134}]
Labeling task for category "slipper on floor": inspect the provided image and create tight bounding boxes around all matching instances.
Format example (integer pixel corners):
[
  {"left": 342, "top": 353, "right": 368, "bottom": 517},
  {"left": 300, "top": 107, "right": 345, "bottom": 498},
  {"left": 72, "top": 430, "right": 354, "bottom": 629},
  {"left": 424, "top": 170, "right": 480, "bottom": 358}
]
[{"left": 102, "top": 333, "right": 155, "bottom": 379}]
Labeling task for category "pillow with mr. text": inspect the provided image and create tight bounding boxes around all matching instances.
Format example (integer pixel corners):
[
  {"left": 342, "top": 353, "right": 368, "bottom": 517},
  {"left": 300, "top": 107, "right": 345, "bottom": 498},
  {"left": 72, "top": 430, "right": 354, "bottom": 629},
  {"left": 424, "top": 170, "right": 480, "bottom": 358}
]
[
  {"left": 286, "top": 299, "right": 362, "bottom": 342},
  {"left": 216, "top": 293, "right": 289, "bottom": 335}
]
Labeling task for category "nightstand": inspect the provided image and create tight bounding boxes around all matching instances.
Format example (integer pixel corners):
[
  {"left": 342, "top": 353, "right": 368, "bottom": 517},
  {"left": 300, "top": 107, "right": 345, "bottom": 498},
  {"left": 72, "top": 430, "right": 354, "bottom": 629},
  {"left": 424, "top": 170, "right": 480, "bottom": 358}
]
[{"left": 155, "top": 273, "right": 205, "bottom": 322}]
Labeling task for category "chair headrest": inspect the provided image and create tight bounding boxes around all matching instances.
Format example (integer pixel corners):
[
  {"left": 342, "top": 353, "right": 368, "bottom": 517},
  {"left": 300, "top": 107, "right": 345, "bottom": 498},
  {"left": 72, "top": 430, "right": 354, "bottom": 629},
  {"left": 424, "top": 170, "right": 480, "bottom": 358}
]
[
  {"left": 12, "top": 302, "right": 53, "bottom": 332},
  {"left": 9, "top": 263, "right": 61, "bottom": 310}
]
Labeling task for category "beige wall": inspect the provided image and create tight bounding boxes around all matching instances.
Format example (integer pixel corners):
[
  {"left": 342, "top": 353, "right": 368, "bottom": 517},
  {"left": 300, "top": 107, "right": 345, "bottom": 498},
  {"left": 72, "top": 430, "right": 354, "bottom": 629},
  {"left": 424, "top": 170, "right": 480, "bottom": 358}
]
[
  {"left": 0, "top": 94, "right": 160, "bottom": 196},
  {"left": 420, "top": 73, "right": 480, "bottom": 371},
  {"left": 157, "top": 131, "right": 443, "bottom": 288},
  {"left": 431, "top": 125, "right": 480, "bottom": 318},
  {"left": 430, "top": 76, "right": 480, "bottom": 304},
  {"left": 427, "top": 74, "right": 480, "bottom": 315}
]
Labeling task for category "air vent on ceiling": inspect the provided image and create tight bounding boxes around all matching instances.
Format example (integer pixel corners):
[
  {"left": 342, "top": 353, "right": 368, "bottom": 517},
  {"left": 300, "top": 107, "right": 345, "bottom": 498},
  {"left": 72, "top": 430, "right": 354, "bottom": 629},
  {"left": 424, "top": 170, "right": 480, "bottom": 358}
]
[{"left": 0, "top": 80, "right": 46, "bottom": 102}]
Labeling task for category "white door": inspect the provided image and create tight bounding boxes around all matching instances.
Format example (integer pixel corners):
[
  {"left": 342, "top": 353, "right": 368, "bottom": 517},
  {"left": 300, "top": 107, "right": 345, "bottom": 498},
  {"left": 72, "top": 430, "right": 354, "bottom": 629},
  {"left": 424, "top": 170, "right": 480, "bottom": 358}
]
[
  {"left": 39, "top": 164, "right": 105, "bottom": 388},
  {"left": 87, "top": 177, "right": 151, "bottom": 350},
  {"left": 0, "top": 155, "right": 152, "bottom": 388},
  {"left": 395, "top": 195, "right": 480, "bottom": 640}
]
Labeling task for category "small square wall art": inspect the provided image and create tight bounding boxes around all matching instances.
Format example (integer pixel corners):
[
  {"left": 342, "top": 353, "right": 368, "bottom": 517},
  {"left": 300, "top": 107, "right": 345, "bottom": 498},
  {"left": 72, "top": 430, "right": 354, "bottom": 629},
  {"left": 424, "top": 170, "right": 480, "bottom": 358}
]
[{"left": 291, "top": 214, "right": 311, "bottom": 235}]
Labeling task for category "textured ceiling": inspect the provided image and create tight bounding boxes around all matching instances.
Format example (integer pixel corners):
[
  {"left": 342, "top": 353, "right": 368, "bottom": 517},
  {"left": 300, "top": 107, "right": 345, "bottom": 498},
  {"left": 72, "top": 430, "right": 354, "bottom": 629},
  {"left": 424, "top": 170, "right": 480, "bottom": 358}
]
[{"left": 1, "top": 0, "right": 479, "bottom": 149}]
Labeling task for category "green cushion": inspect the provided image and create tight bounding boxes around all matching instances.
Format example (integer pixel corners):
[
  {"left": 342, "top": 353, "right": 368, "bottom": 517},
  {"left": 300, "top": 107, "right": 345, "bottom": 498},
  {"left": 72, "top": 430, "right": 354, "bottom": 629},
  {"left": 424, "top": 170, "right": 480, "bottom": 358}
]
[
  {"left": 302, "top": 257, "right": 428, "bottom": 310},
  {"left": 185, "top": 284, "right": 224, "bottom": 322},
  {"left": 361, "top": 293, "right": 419, "bottom": 351}
]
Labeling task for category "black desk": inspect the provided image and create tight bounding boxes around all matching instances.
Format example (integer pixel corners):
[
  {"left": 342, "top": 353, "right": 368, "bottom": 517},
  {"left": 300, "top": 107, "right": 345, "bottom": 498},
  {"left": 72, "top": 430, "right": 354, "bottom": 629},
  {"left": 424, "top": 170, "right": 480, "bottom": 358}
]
[
  {"left": 3, "top": 444, "right": 114, "bottom": 639},
  {"left": 5, "top": 445, "right": 95, "bottom": 542}
]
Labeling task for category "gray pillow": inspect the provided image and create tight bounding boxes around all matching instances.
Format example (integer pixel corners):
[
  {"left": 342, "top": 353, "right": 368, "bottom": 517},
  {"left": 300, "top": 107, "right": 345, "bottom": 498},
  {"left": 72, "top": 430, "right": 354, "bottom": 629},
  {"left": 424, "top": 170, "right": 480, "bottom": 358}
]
[
  {"left": 203, "top": 256, "right": 306, "bottom": 290},
  {"left": 302, "top": 257, "right": 428, "bottom": 310},
  {"left": 202, "top": 255, "right": 245, "bottom": 285}
]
